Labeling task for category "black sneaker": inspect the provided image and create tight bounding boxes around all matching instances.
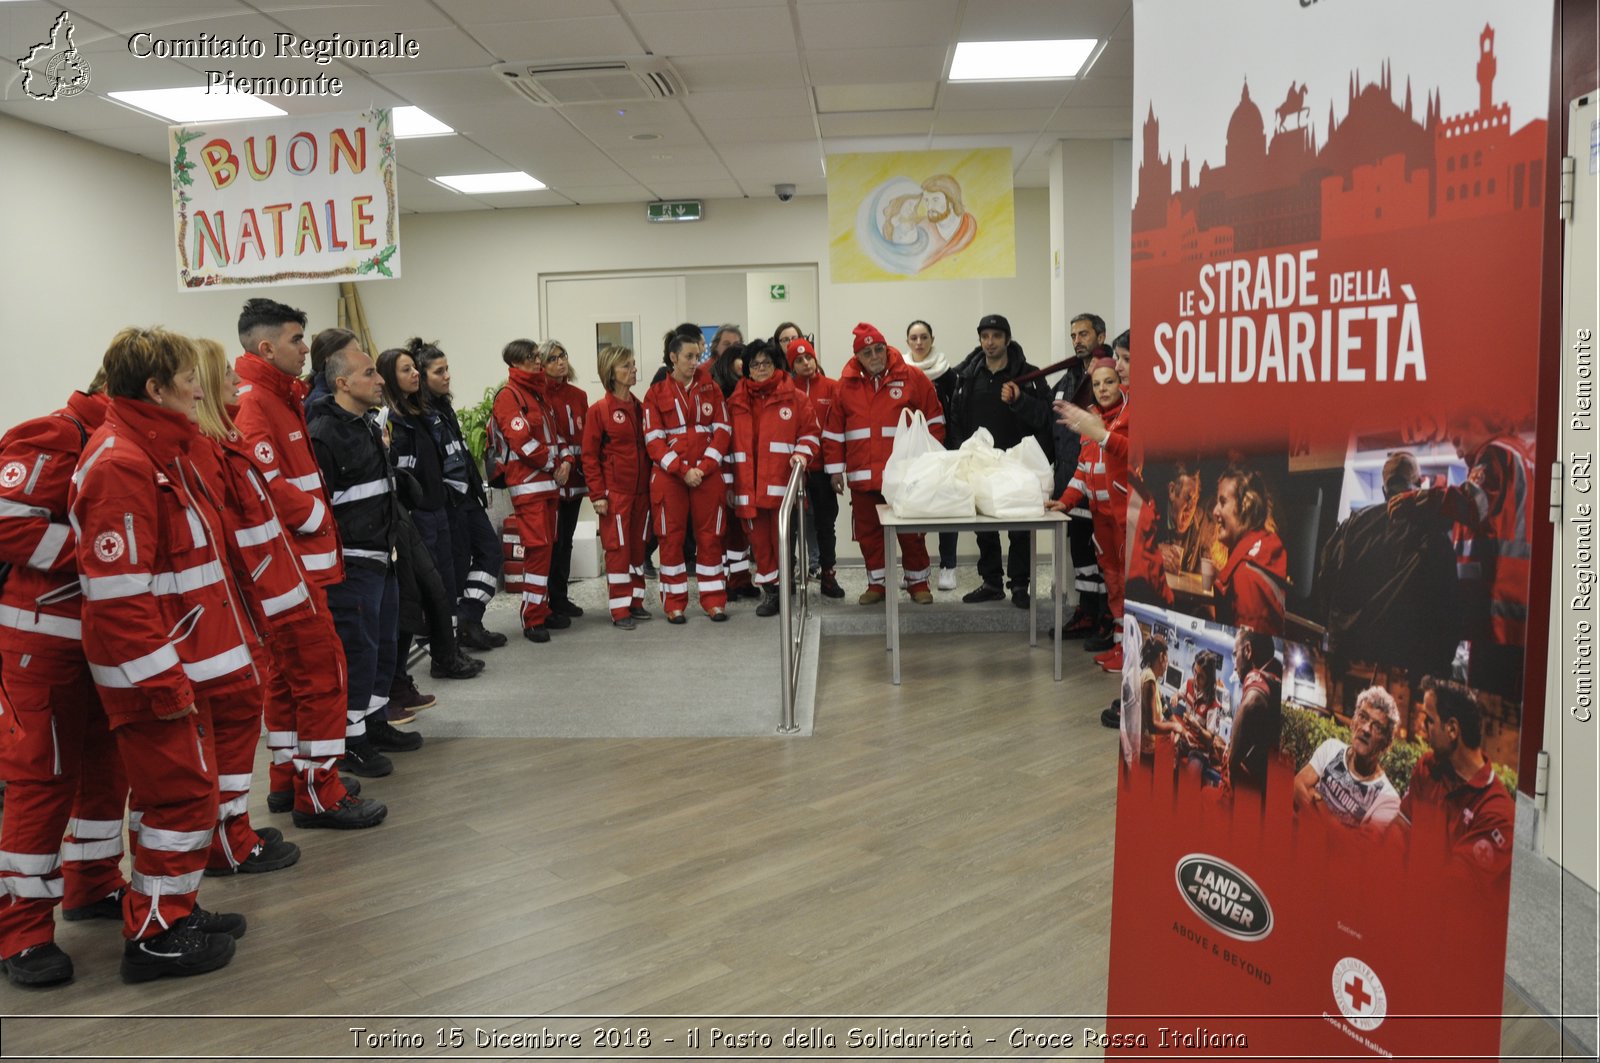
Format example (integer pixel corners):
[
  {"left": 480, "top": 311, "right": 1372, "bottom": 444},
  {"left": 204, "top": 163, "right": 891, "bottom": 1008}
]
[
  {"left": 2, "top": 942, "right": 73, "bottom": 988},
  {"left": 388, "top": 676, "right": 437, "bottom": 712},
  {"left": 734, "top": 584, "right": 762, "bottom": 601},
  {"left": 292, "top": 795, "right": 388, "bottom": 830},
  {"left": 629, "top": 605, "right": 653, "bottom": 620},
  {"left": 183, "top": 905, "right": 247, "bottom": 940},
  {"left": 1011, "top": 586, "right": 1031, "bottom": 609},
  {"left": 612, "top": 616, "right": 637, "bottom": 630},
  {"left": 642, "top": 559, "right": 657, "bottom": 578},
  {"left": 266, "top": 776, "right": 360, "bottom": 814},
  {"left": 429, "top": 652, "right": 484, "bottom": 680},
  {"left": 121, "top": 924, "right": 235, "bottom": 984},
  {"left": 962, "top": 583, "right": 1005, "bottom": 604},
  {"left": 367, "top": 715, "right": 423, "bottom": 753},
  {"left": 819, "top": 568, "right": 846, "bottom": 599},
  {"left": 552, "top": 600, "right": 584, "bottom": 618},
  {"left": 524, "top": 625, "right": 550, "bottom": 643},
  {"left": 62, "top": 886, "right": 125, "bottom": 922},
  {"left": 544, "top": 611, "right": 572, "bottom": 630},
  {"left": 456, "top": 619, "right": 499, "bottom": 652},
  {"left": 339, "top": 740, "right": 394, "bottom": 778},
  {"left": 1101, "top": 704, "right": 1121, "bottom": 729},
  {"left": 204, "top": 835, "right": 301, "bottom": 877},
  {"left": 755, "top": 588, "right": 780, "bottom": 618}
]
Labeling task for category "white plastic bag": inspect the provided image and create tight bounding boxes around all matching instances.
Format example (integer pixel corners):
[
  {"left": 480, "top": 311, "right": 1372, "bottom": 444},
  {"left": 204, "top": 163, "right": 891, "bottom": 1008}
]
[
  {"left": 891, "top": 451, "right": 975, "bottom": 518},
  {"left": 880, "top": 408, "right": 940, "bottom": 505},
  {"left": 972, "top": 463, "right": 1046, "bottom": 518},
  {"left": 955, "top": 427, "right": 1004, "bottom": 483},
  {"left": 1006, "top": 436, "right": 1054, "bottom": 497}
]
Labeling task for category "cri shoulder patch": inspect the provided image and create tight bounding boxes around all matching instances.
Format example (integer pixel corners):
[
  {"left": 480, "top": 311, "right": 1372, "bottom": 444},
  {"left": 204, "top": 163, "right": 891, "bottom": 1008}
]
[{"left": 93, "top": 530, "right": 125, "bottom": 563}]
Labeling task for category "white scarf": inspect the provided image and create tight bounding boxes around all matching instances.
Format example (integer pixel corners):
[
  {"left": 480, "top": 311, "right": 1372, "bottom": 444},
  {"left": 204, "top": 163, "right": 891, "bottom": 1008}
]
[{"left": 907, "top": 348, "right": 949, "bottom": 380}]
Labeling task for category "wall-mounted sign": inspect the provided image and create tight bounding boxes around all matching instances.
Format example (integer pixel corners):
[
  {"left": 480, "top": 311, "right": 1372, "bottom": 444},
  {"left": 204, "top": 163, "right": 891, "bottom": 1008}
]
[
  {"left": 769, "top": 283, "right": 787, "bottom": 301},
  {"left": 647, "top": 200, "right": 702, "bottom": 222}
]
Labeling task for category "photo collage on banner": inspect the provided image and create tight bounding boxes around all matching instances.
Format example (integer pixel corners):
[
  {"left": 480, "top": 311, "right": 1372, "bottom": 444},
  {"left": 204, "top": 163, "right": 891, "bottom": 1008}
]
[{"left": 1108, "top": 1, "right": 1551, "bottom": 1059}]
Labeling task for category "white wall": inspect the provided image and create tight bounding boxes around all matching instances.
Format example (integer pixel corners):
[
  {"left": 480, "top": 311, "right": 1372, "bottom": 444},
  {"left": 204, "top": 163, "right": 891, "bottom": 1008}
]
[
  {"left": 684, "top": 272, "right": 746, "bottom": 331},
  {"left": 0, "top": 114, "right": 337, "bottom": 425},
  {"left": 2, "top": 110, "right": 1056, "bottom": 427}
]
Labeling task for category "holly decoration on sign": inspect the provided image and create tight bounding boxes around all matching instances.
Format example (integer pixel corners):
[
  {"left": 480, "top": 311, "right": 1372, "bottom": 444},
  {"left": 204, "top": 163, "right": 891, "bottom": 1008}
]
[{"left": 357, "top": 244, "right": 398, "bottom": 277}]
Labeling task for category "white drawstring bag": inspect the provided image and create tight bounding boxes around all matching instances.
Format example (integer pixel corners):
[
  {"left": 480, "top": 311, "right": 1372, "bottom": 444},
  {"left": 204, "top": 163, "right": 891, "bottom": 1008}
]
[
  {"left": 892, "top": 450, "right": 975, "bottom": 518},
  {"left": 958, "top": 429, "right": 1047, "bottom": 518},
  {"left": 880, "top": 408, "right": 942, "bottom": 506}
]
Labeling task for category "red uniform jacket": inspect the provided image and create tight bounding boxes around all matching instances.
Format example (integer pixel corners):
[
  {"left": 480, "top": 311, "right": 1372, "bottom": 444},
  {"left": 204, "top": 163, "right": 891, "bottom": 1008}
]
[
  {"left": 1216, "top": 529, "right": 1289, "bottom": 636},
  {"left": 1399, "top": 751, "right": 1513, "bottom": 884},
  {"left": 642, "top": 367, "right": 730, "bottom": 482},
  {"left": 0, "top": 391, "right": 107, "bottom": 660},
  {"left": 581, "top": 392, "right": 649, "bottom": 503},
  {"left": 822, "top": 346, "right": 945, "bottom": 494},
  {"left": 728, "top": 373, "right": 821, "bottom": 518},
  {"left": 491, "top": 366, "right": 564, "bottom": 503},
  {"left": 1058, "top": 394, "right": 1129, "bottom": 527},
  {"left": 547, "top": 380, "right": 589, "bottom": 501},
  {"left": 190, "top": 416, "right": 315, "bottom": 633},
  {"left": 1443, "top": 435, "right": 1533, "bottom": 647},
  {"left": 792, "top": 372, "right": 839, "bottom": 473},
  {"left": 70, "top": 399, "right": 259, "bottom": 725},
  {"left": 234, "top": 354, "right": 342, "bottom": 585}
]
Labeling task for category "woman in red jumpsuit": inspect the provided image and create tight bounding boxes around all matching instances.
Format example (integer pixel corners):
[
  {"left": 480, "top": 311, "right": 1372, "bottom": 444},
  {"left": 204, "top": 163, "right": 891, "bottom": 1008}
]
[
  {"left": 1048, "top": 358, "right": 1130, "bottom": 673},
  {"left": 582, "top": 345, "right": 652, "bottom": 629},
  {"left": 540, "top": 340, "right": 589, "bottom": 622},
  {"left": 727, "top": 341, "right": 821, "bottom": 617},
  {"left": 642, "top": 332, "right": 731, "bottom": 623}
]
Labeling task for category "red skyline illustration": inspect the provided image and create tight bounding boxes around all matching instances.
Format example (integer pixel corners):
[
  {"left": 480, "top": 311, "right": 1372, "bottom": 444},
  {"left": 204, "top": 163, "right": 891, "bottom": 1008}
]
[{"left": 1132, "top": 24, "right": 1547, "bottom": 265}]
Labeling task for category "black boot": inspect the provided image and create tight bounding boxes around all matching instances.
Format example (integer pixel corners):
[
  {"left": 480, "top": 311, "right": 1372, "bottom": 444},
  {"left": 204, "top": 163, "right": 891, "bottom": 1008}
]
[
  {"left": 457, "top": 618, "right": 499, "bottom": 651},
  {"left": 755, "top": 586, "right": 780, "bottom": 618}
]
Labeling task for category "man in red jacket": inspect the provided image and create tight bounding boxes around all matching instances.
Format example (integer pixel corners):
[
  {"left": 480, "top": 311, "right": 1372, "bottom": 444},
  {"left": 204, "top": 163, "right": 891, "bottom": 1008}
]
[
  {"left": 72, "top": 327, "right": 248, "bottom": 983},
  {"left": 0, "top": 374, "right": 128, "bottom": 988},
  {"left": 822, "top": 323, "right": 945, "bottom": 605},
  {"left": 234, "top": 298, "right": 367, "bottom": 814}
]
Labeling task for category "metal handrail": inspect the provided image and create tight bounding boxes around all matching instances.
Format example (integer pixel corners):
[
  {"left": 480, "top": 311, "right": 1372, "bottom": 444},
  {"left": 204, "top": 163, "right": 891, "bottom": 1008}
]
[{"left": 775, "top": 460, "right": 810, "bottom": 734}]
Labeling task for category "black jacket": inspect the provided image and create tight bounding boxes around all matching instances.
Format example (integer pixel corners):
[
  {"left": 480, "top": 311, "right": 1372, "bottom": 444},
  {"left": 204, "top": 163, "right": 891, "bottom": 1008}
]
[
  {"left": 429, "top": 396, "right": 486, "bottom": 506},
  {"left": 387, "top": 409, "right": 448, "bottom": 511},
  {"left": 943, "top": 340, "right": 1052, "bottom": 451},
  {"left": 307, "top": 397, "right": 401, "bottom": 571}
]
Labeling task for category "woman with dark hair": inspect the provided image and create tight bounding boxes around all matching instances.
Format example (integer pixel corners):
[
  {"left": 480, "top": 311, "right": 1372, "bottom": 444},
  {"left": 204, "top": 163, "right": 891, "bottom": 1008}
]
[
  {"left": 772, "top": 322, "right": 805, "bottom": 352},
  {"left": 540, "top": 339, "right": 589, "bottom": 620},
  {"left": 728, "top": 340, "right": 820, "bottom": 616},
  {"left": 904, "top": 319, "right": 960, "bottom": 589},
  {"left": 644, "top": 323, "right": 707, "bottom": 576},
  {"left": 1137, "top": 635, "right": 1180, "bottom": 759},
  {"left": 642, "top": 330, "right": 730, "bottom": 622},
  {"left": 787, "top": 337, "right": 844, "bottom": 598},
  {"left": 410, "top": 339, "right": 506, "bottom": 651}
]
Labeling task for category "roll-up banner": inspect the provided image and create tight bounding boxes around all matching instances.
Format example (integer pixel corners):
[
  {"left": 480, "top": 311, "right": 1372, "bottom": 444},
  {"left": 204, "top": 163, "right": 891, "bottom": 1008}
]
[{"left": 1109, "top": 1, "right": 1552, "bottom": 1059}]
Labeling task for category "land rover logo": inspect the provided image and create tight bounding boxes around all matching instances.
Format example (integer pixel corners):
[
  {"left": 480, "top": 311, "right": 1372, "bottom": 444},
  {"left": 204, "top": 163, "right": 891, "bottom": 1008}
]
[{"left": 1174, "top": 854, "right": 1273, "bottom": 941}]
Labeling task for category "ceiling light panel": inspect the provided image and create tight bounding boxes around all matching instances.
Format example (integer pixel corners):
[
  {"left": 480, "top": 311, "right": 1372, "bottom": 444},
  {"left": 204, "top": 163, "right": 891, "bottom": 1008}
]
[
  {"left": 948, "top": 39, "right": 1096, "bottom": 81},
  {"left": 107, "top": 87, "right": 287, "bottom": 122},
  {"left": 434, "top": 171, "right": 546, "bottom": 193}
]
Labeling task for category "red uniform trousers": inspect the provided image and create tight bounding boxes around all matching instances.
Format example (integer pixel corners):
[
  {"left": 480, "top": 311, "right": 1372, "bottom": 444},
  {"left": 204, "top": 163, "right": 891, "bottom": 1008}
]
[
  {"left": 723, "top": 511, "right": 753, "bottom": 592},
  {"left": 511, "top": 496, "right": 558, "bottom": 629},
  {"left": 651, "top": 471, "right": 728, "bottom": 614},
  {"left": 262, "top": 588, "right": 351, "bottom": 814},
  {"left": 850, "top": 490, "right": 931, "bottom": 592},
  {"left": 0, "top": 652, "right": 128, "bottom": 957},
  {"left": 1091, "top": 507, "right": 1128, "bottom": 644},
  {"left": 118, "top": 703, "right": 219, "bottom": 941},
  {"left": 202, "top": 683, "right": 267, "bottom": 871},
  {"left": 744, "top": 510, "right": 782, "bottom": 586},
  {"left": 597, "top": 492, "right": 649, "bottom": 621}
]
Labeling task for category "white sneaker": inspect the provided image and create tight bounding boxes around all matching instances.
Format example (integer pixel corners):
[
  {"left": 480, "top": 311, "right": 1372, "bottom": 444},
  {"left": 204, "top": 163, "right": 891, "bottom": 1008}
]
[{"left": 937, "top": 567, "right": 958, "bottom": 591}]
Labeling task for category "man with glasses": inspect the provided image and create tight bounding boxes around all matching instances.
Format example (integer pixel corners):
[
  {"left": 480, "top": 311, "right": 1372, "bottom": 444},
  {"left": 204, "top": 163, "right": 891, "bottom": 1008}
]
[{"left": 822, "top": 323, "right": 945, "bottom": 605}]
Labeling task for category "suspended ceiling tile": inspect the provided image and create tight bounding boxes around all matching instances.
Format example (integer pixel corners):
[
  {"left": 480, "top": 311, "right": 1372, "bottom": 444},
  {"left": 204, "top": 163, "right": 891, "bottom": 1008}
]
[
  {"left": 797, "top": 0, "right": 960, "bottom": 48},
  {"left": 369, "top": 68, "right": 504, "bottom": 105},
  {"left": 956, "top": 0, "right": 1130, "bottom": 40},
  {"left": 1089, "top": 38, "right": 1133, "bottom": 75},
  {"left": 1045, "top": 105, "right": 1137, "bottom": 134},
  {"left": 805, "top": 46, "right": 946, "bottom": 85},
  {"left": 434, "top": 0, "right": 599, "bottom": 21},
  {"left": 0, "top": 91, "right": 151, "bottom": 132},
  {"left": 393, "top": 135, "right": 511, "bottom": 176},
  {"left": 617, "top": 0, "right": 788, "bottom": 11},
  {"left": 818, "top": 110, "right": 932, "bottom": 137},
  {"left": 461, "top": 17, "right": 644, "bottom": 62},
  {"left": 695, "top": 113, "right": 817, "bottom": 144},
  {"left": 647, "top": 178, "right": 746, "bottom": 199},
  {"left": 939, "top": 80, "right": 1073, "bottom": 111},
  {"left": 932, "top": 107, "right": 1056, "bottom": 135},
  {"left": 685, "top": 88, "right": 813, "bottom": 121},
  {"left": 814, "top": 82, "right": 936, "bottom": 113},
  {"left": 562, "top": 185, "right": 657, "bottom": 204},
  {"left": 1064, "top": 75, "right": 1132, "bottom": 109},
  {"left": 629, "top": 5, "right": 795, "bottom": 57},
  {"left": 671, "top": 53, "right": 804, "bottom": 92}
]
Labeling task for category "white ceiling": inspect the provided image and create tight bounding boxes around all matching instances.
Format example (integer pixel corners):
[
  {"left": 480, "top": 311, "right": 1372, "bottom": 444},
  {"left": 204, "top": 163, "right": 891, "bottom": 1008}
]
[{"left": 0, "top": 0, "right": 1134, "bottom": 213}]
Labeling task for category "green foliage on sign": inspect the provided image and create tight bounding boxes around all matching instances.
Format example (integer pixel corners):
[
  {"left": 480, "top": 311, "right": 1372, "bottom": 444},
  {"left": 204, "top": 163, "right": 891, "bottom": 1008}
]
[
  {"left": 356, "top": 244, "right": 398, "bottom": 277},
  {"left": 1279, "top": 705, "right": 1516, "bottom": 796}
]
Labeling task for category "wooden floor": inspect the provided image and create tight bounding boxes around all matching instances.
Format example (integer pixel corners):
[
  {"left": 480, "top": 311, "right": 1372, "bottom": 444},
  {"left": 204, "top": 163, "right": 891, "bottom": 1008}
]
[{"left": 1, "top": 632, "right": 1581, "bottom": 1060}]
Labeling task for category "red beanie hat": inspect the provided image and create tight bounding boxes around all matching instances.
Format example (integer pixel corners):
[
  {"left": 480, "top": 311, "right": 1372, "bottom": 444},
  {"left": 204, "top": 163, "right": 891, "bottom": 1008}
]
[
  {"left": 852, "top": 323, "right": 886, "bottom": 354},
  {"left": 786, "top": 337, "right": 816, "bottom": 362}
]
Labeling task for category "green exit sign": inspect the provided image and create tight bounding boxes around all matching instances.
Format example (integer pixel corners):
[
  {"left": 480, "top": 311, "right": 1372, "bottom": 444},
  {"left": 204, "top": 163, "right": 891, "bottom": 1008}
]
[
  {"left": 769, "top": 284, "right": 787, "bottom": 301},
  {"left": 646, "top": 200, "right": 702, "bottom": 222}
]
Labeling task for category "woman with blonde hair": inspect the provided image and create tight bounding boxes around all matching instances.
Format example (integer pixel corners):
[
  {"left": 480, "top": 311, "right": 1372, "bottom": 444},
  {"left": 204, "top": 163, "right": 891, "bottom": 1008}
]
[
  {"left": 540, "top": 339, "right": 590, "bottom": 621},
  {"left": 582, "top": 345, "right": 652, "bottom": 628},
  {"left": 191, "top": 338, "right": 380, "bottom": 839}
]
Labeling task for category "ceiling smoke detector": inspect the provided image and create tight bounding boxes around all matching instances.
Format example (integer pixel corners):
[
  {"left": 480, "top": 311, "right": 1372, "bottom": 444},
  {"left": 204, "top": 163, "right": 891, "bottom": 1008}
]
[{"left": 493, "top": 57, "right": 684, "bottom": 107}]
